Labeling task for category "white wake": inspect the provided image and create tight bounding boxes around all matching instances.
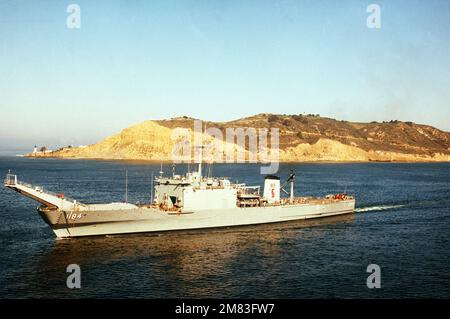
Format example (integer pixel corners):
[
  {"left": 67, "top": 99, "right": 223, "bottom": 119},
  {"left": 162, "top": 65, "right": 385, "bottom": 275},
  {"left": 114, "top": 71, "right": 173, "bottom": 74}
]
[{"left": 355, "top": 204, "right": 405, "bottom": 213}]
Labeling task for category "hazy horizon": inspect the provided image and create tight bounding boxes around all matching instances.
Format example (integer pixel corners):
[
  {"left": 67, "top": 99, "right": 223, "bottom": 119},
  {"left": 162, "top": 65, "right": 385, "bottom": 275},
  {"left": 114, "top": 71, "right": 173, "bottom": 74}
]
[{"left": 1, "top": 0, "right": 449, "bottom": 150}]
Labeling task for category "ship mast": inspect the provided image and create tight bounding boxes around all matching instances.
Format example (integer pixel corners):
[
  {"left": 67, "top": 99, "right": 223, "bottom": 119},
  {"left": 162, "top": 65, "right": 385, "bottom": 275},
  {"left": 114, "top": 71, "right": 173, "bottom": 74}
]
[
  {"left": 198, "top": 146, "right": 202, "bottom": 178},
  {"left": 159, "top": 161, "right": 164, "bottom": 177},
  {"left": 289, "top": 170, "right": 295, "bottom": 204},
  {"left": 125, "top": 169, "right": 128, "bottom": 204},
  {"left": 194, "top": 145, "right": 204, "bottom": 179},
  {"left": 150, "top": 171, "right": 154, "bottom": 204},
  {"left": 281, "top": 171, "right": 296, "bottom": 204}
]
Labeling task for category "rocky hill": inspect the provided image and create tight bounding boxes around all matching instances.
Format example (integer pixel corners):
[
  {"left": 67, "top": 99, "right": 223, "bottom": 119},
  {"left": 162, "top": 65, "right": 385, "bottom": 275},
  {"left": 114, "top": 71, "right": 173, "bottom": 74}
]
[{"left": 27, "top": 114, "right": 450, "bottom": 162}]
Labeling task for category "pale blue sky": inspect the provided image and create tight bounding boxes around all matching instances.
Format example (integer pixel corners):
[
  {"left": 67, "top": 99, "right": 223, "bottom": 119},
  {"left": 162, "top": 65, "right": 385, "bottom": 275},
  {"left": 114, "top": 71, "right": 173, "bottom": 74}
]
[{"left": 0, "top": 0, "right": 449, "bottom": 151}]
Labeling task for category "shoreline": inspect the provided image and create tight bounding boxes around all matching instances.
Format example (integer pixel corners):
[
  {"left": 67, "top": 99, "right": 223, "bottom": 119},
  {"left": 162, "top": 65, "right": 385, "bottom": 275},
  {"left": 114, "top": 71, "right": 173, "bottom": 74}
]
[{"left": 14, "top": 154, "right": 450, "bottom": 164}]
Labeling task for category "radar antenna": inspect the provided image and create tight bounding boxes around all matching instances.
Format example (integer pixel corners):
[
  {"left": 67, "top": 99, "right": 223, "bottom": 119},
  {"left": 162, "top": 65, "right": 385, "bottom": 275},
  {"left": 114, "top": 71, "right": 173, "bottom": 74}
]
[{"left": 280, "top": 170, "right": 296, "bottom": 203}]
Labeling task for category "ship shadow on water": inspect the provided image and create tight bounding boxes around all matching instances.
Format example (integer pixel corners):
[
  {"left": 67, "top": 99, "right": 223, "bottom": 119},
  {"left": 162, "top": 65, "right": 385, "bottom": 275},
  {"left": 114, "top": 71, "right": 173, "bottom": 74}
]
[{"left": 32, "top": 214, "right": 354, "bottom": 298}]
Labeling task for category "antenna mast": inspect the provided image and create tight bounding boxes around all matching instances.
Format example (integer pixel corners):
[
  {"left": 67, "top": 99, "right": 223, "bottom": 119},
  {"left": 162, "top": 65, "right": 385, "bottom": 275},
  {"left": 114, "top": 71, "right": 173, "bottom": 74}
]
[
  {"left": 289, "top": 170, "right": 295, "bottom": 204},
  {"left": 194, "top": 145, "right": 204, "bottom": 179},
  {"left": 150, "top": 171, "right": 154, "bottom": 204},
  {"left": 159, "top": 161, "right": 164, "bottom": 177},
  {"left": 198, "top": 146, "right": 202, "bottom": 178},
  {"left": 125, "top": 169, "right": 128, "bottom": 204}
]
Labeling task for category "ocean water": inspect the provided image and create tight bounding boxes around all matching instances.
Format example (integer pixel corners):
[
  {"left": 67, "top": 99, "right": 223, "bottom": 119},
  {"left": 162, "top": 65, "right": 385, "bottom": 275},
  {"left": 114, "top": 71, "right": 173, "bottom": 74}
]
[{"left": 0, "top": 156, "right": 449, "bottom": 298}]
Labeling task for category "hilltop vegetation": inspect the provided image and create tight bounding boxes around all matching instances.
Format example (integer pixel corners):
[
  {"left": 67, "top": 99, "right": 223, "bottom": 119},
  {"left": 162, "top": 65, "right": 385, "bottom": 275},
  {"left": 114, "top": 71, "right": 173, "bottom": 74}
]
[{"left": 27, "top": 114, "right": 450, "bottom": 162}]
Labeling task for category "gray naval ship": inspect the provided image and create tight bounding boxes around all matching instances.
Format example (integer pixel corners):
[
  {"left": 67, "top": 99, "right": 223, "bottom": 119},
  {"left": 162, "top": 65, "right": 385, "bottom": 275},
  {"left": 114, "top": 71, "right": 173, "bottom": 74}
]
[{"left": 4, "top": 162, "right": 355, "bottom": 238}]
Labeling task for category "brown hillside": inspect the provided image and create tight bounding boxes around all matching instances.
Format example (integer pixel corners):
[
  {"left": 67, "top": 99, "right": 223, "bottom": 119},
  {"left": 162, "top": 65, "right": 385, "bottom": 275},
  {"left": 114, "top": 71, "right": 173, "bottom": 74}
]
[{"left": 28, "top": 114, "right": 450, "bottom": 162}]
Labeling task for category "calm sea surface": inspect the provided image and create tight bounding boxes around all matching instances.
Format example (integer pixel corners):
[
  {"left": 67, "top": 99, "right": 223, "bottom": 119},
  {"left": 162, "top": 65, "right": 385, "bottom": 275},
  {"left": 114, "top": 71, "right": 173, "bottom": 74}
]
[{"left": 0, "top": 157, "right": 449, "bottom": 298}]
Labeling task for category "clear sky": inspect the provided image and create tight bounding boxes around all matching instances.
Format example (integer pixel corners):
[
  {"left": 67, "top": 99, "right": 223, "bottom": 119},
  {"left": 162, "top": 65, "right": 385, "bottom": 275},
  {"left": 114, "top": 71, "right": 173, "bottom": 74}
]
[{"left": 0, "top": 0, "right": 449, "bottom": 151}]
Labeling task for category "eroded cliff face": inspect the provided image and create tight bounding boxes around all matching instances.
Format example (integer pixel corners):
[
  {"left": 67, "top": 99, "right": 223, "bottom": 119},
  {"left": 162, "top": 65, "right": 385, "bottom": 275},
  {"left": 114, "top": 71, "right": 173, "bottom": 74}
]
[{"left": 28, "top": 114, "right": 450, "bottom": 162}]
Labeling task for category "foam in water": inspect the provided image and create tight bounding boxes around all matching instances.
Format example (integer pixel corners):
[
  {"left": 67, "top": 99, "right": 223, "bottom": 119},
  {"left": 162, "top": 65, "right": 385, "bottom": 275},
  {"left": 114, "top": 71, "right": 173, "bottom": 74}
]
[{"left": 355, "top": 204, "right": 405, "bottom": 213}]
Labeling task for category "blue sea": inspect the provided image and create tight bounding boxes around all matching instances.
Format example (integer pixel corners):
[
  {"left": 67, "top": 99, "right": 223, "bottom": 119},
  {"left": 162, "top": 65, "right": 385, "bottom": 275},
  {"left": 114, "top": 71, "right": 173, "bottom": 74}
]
[{"left": 0, "top": 157, "right": 449, "bottom": 298}]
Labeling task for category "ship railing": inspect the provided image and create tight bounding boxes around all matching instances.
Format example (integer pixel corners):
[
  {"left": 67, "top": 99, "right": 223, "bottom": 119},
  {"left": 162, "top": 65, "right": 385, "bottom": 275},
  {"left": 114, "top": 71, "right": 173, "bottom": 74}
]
[
  {"left": 5, "top": 173, "right": 79, "bottom": 204},
  {"left": 203, "top": 186, "right": 225, "bottom": 190},
  {"left": 236, "top": 185, "right": 260, "bottom": 196},
  {"left": 4, "top": 173, "right": 17, "bottom": 186},
  {"left": 16, "top": 179, "right": 34, "bottom": 189},
  {"left": 37, "top": 187, "right": 78, "bottom": 204}
]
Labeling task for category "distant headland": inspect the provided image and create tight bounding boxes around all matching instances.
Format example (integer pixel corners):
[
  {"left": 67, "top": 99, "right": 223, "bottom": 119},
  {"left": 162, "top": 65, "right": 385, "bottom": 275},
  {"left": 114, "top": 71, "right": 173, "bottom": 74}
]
[{"left": 25, "top": 113, "right": 450, "bottom": 162}]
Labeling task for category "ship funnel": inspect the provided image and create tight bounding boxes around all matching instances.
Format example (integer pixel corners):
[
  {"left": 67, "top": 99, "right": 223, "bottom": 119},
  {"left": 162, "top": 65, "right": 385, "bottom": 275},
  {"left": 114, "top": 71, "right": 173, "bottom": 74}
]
[{"left": 263, "top": 175, "right": 280, "bottom": 203}]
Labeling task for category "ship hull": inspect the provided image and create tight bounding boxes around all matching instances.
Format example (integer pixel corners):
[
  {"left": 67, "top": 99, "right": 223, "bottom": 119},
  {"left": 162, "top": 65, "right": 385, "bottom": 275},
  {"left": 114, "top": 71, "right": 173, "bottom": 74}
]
[{"left": 40, "top": 200, "right": 355, "bottom": 238}]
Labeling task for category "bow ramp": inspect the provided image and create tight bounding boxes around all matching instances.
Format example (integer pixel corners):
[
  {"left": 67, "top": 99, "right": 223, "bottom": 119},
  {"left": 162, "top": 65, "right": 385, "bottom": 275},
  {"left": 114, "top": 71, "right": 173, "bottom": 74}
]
[{"left": 4, "top": 172, "right": 82, "bottom": 211}]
